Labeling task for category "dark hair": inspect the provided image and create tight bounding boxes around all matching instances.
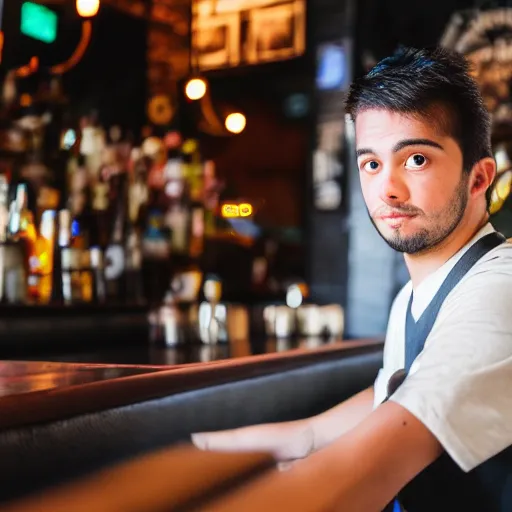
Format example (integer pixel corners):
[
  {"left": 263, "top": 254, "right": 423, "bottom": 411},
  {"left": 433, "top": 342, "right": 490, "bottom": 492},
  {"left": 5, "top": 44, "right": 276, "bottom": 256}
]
[{"left": 346, "top": 46, "right": 493, "bottom": 187}]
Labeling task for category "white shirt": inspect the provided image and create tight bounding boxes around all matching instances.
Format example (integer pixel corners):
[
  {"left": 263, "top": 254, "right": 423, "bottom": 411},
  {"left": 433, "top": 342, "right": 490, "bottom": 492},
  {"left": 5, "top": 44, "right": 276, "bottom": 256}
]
[{"left": 373, "top": 223, "right": 512, "bottom": 472}]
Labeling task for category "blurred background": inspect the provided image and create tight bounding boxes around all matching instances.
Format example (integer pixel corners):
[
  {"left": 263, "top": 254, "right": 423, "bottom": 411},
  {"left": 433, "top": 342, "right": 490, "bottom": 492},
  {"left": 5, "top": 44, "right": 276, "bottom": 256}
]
[{"left": 0, "top": 0, "right": 511, "bottom": 362}]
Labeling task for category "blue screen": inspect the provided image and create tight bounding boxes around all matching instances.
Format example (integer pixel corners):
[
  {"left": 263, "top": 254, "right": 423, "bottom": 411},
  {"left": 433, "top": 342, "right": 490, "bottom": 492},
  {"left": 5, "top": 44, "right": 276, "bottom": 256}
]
[{"left": 317, "top": 44, "right": 346, "bottom": 91}]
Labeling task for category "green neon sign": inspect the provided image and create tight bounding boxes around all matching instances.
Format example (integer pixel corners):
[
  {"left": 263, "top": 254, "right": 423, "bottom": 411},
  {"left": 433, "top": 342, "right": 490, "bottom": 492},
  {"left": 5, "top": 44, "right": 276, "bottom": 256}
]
[{"left": 20, "top": 2, "right": 58, "bottom": 44}]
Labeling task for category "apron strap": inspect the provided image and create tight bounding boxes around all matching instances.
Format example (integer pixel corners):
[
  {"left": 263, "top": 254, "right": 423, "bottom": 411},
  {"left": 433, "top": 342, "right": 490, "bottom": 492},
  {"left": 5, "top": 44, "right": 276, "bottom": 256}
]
[{"left": 404, "top": 231, "right": 506, "bottom": 373}]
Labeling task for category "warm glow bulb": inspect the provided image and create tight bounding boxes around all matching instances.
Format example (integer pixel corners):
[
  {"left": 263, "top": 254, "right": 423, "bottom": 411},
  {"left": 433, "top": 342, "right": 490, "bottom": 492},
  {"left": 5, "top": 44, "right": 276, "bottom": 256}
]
[
  {"left": 225, "top": 113, "right": 246, "bottom": 134},
  {"left": 185, "top": 78, "right": 207, "bottom": 100},
  {"left": 76, "top": 0, "right": 100, "bottom": 17}
]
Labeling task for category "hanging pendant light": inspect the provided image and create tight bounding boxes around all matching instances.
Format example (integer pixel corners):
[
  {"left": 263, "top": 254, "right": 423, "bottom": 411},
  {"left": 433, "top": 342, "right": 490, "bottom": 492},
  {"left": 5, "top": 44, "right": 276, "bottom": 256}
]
[
  {"left": 225, "top": 112, "right": 246, "bottom": 134},
  {"left": 185, "top": 77, "right": 207, "bottom": 101},
  {"left": 76, "top": 0, "right": 100, "bottom": 18}
]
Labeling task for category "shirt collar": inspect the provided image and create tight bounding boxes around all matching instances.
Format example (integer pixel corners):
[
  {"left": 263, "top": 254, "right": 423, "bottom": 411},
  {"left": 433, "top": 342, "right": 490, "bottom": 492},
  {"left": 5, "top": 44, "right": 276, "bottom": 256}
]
[{"left": 410, "top": 222, "right": 495, "bottom": 320}]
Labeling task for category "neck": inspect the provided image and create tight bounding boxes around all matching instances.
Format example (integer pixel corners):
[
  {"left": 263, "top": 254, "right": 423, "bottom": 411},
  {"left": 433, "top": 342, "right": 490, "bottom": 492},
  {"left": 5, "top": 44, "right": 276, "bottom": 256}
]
[{"left": 404, "top": 212, "right": 490, "bottom": 289}]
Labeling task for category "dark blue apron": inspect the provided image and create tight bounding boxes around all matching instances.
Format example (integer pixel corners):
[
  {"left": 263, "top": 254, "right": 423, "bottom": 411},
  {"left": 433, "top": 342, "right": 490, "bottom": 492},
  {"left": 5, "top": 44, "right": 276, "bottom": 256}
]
[{"left": 383, "top": 231, "right": 511, "bottom": 512}]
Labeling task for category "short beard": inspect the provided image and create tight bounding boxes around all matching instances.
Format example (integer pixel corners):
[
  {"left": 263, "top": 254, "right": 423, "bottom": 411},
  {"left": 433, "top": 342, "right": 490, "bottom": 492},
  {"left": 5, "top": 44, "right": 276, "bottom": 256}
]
[{"left": 370, "top": 175, "right": 469, "bottom": 255}]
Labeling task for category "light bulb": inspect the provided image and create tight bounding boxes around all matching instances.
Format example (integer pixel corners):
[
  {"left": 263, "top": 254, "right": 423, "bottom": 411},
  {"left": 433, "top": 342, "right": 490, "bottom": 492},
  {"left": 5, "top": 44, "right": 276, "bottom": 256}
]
[
  {"left": 76, "top": 0, "right": 100, "bottom": 17},
  {"left": 286, "top": 285, "right": 303, "bottom": 309},
  {"left": 225, "top": 112, "right": 246, "bottom": 134},
  {"left": 185, "top": 78, "right": 207, "bottom": 100}
]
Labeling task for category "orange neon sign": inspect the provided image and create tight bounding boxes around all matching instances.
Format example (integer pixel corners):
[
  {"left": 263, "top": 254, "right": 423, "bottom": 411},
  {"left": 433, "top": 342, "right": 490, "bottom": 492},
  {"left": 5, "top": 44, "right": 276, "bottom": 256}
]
[
  {"left": 221, "top": 204, "right": 239, "bottom": 218},
  {"left": 221, "top": 203, "right": 254, "bottom": 218},
  {"left": 239, "top": 203, "right": 253, "bottom": 217}
]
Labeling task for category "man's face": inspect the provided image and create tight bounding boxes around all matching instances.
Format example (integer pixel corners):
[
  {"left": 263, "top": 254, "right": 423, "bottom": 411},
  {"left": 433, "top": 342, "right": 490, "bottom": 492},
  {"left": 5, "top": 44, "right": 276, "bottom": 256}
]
[{"left": 355, "top": 109, "right": 469, "bottom": 254}]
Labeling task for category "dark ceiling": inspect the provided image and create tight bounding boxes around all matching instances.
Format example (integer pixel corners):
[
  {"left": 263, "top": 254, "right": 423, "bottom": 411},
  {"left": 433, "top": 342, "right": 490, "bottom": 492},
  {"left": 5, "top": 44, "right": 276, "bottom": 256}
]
[{"left": 356, "top": 0, "right": 482, "bottom": 65}]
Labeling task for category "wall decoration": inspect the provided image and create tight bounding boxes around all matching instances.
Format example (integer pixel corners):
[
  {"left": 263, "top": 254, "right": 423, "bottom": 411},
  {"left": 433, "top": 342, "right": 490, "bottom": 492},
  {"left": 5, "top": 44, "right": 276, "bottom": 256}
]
[
  {"left": 193, "top": 12, "right": 240, "bottom": 69},
  {"left": 441, "top": 8, "right": 512, "bottom": 215},
  {"left": 246, "top": 0, "right": 305, "bottom": 64},
  {"left": 192, "top": 0, "right": 305, "bottom": 70},
  {"left": 441, "top": 8, "right": 512, "bottom": 121},
  {"left": 147, "top": 94, "right": 175, "bottom": 125}
]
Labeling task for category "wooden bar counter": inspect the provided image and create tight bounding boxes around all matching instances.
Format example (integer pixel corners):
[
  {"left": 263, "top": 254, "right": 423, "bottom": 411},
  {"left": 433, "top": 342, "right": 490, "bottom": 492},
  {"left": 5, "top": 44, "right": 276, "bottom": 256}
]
[
  {"left": 0, "top": 338, "right": 384, "bottom": 505},
  {"left": 0, "top": 338, "right": 382, "bottom": 430}
]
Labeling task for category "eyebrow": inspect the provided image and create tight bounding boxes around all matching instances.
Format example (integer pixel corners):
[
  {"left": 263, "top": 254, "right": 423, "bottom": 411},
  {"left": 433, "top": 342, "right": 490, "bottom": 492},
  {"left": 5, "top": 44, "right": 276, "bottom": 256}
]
[{"left": 355, "top": 138, "right": 444, "bottom": 158}]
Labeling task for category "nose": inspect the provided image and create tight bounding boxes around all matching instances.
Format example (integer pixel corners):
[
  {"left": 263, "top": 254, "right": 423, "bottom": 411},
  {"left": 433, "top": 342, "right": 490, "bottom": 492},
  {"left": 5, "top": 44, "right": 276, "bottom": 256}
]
[{"left": 378, "top": 167, "right": 409, "bottom": 205}]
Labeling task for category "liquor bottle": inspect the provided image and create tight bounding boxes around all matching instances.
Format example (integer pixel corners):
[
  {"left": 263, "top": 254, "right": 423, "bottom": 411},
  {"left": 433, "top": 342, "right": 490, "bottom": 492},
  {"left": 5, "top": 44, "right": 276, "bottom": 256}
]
[
  {"left": 27, "top": 209, "right": 56, "bottom": 304},
  {"left": 79, "top": 248, "right": 94, "bottom": 304},
  {"left": 0, "top": 175, "right": 9, "bottom": 302},
  {"left": 165, "top": 139, "right": 205, "bottom": 309},
  {"left": 50, "top": 209, "right": 67, "bottom": 304},
  {"left": 61, "top": 244, "right": 82, "bottom": 305},
  {"left": 90, "top": 246, "right": 106, "bottom": 305},
  {"left": 77, "top": 114, "right": 106, "bottom": 252},
  {"left": 55, "top": 209, "right": 81, "bottom": 305},
  {"left": 10, "top": 183, "right": 38, "bottom": 275},
  {"left": 104, "top": 172, "right": 128, "bottom": 303},
  {"left": 181, "top": 139, "right": 205, "bottom": 260},
  {"left": 182, "top": 139, "right": 204, "bottom": 205},
  {"left": 128, "top": 147, "right": 149, "bottom": 230},
  {"left": 67, "top": 153, "right": 90, "bottom": 221},
  {"left": 203, "top": 160, "right": 221, "bottom": 236},
  {"left": 141, "top": 136, "right": 173, "bottom": 307},
  {"left": 80, "top": 113, "right": 105, "bottom": 185},
  {"left": 4, "top": 183, "right": 37, "bottom": 304},
  {"left": 141, "top": 208, "right": 171, "bottom": 306},
  {"left": 165, "top": 164, "right": 189, "bottom": 255},
  {"left": 90, "top": 167, "right": 110, "bottom": 250},
  {"left": 125, "top": 227, "right": 144, "bottom": 304}
]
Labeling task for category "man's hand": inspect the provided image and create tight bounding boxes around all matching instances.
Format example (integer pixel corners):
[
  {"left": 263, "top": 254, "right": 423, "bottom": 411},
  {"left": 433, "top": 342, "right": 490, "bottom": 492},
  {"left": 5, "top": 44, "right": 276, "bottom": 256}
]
[{"left": 192, "top": 420, "right": 314, "bottom": 463}]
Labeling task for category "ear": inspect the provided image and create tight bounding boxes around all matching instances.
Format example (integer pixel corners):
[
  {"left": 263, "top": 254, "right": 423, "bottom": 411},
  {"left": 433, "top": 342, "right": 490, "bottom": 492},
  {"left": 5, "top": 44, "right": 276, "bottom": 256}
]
[{"left": 470, "top": 157, "right": 496, "bottom": 200}]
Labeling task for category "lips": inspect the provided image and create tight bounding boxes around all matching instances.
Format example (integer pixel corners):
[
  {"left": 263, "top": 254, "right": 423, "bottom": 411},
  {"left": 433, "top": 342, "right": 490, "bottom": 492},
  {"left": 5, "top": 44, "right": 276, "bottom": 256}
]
[
  {"left": 379, "top": 213, "right": 416, "bottom": 227},
  {"left": 380, "top": 213, "right": 414, "bottom": 220}
]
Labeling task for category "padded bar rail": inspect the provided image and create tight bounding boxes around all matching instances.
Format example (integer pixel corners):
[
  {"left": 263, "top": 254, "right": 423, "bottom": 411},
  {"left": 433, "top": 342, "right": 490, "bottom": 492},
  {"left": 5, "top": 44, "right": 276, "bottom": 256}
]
[{"left": 0, "top": 339, "right": 383, "bottom": 431}]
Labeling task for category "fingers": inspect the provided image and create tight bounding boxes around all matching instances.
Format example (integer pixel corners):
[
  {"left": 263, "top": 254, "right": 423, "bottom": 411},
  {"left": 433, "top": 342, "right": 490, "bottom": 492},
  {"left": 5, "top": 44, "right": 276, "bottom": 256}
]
[
  {"left": 191, "top": 425, "right": 288, "bottom": 455},
  {"left": 191, "top": 422, "right": 314, "bottom": 462},
  {"left": 192, "top": 429, "right": 255, "bottom": 453}
]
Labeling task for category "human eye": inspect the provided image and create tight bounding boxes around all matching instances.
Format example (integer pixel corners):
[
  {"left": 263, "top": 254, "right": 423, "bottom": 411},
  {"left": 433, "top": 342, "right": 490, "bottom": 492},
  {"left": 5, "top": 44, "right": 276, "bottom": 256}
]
[
  {"left": 360, "top": 160, "right": 380, "bottom": 173},
  {"left": 405, "top": 153, "right": 428, "bottom": 170}
]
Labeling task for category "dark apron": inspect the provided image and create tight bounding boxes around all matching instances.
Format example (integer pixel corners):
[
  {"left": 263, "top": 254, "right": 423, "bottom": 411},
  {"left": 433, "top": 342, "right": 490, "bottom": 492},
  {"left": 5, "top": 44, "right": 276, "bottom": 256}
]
[{"left": 383, "top": 231, "right": 512, "bottom": 512}]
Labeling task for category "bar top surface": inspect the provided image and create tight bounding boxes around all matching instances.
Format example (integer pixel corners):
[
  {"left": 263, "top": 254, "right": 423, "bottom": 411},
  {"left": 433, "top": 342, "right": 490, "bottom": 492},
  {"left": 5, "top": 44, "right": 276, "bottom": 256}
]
[{"left": 0, "top": 338, "right": 383, "bottom": 430}]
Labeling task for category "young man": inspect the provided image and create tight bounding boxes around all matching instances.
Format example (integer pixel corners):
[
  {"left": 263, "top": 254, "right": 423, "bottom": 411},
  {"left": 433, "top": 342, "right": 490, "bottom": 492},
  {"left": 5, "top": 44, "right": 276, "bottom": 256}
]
[{"left": 192, "top": 47, "right": 512, "bottom": 511}]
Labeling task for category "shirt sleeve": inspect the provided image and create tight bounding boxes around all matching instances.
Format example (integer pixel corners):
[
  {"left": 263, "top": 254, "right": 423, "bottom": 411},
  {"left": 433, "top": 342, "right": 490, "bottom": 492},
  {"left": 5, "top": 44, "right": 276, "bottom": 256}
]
[{"left": 389, "top": 269, "right": 512, "bottom": 472}]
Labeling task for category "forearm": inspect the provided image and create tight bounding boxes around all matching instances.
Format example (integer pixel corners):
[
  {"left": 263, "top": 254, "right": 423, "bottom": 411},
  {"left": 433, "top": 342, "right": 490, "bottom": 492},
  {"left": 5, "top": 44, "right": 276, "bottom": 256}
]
[
  {"left": 307, "top": 386, "right": 374, "bottom": 453},
  {"left": 261, "top": 385, "right": 375, "bottom": 458},
  {"left": 192, "top": 386, "right": 375, "bottom": 462},
  {"left": 309, "top": 400, "right": 442, "bottom": 511},
  {"left": 210, "top": 401, "right": 441, "bottom": 512}
]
